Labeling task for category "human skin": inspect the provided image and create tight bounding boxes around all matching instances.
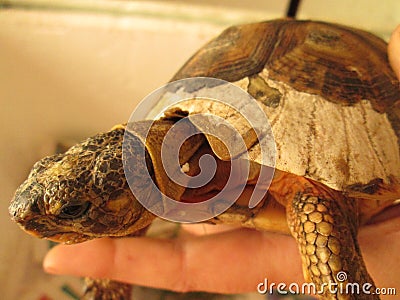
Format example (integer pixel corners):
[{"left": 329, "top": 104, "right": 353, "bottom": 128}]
[{"left": 43, "top": 25, "right": 400, "bottom": 298}]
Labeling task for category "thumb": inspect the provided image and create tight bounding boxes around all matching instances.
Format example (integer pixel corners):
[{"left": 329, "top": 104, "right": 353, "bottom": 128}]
[{"left": 388, "top": 24, "right": 400, "bottom": 78}]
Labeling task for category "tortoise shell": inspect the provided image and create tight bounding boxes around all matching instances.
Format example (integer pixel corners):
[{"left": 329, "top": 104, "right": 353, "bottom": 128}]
[{"left": 168, "top": 19, "right": 400, "bottom": 201}]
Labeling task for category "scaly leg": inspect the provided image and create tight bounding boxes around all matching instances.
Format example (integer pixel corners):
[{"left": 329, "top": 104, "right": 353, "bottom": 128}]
[{"left": 287, "top": 193, "right": 379, "bottom": 300}]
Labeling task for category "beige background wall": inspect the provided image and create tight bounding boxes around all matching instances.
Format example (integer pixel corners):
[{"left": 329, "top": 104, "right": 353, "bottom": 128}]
[{"left": 1, "top": 1, "right": 399, "bottom": 299}]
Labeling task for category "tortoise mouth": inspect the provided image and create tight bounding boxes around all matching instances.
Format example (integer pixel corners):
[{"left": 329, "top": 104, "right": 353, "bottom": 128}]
[
  {"left": 43, "top": 232, "right": 93, "bottom": 244},
  {"left": 20, "top": 222, "right": 93, "bottom": 244},
  {"left": 15, "top": 215, "right": 93, "bottom": 244}
]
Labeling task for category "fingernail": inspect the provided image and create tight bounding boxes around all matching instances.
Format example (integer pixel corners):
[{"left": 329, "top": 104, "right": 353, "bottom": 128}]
[{"left": 43, "top": 254, "right": 58, "bottom": 274}]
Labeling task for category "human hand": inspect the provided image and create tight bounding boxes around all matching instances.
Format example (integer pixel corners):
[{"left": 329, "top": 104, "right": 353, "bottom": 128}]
[
  {"left": 43, "top": 25, "right": 400, "bottom": 298},
  {"left": 389, "top": 24, "right": 400, "bottom": 77},
  {"left": 43, "top": 215, "right": 400, "bottom": 298}
]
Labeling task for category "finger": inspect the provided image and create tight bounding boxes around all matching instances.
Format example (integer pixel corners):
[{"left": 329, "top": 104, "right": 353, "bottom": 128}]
[
  {"left": 44, "top": 229, "right": 304, "bottom": 294},
  {"left": 181, "top": 223, "right": 241, "bottom": 236},
  {"left": 43, "top": 217, "right": 400, "bottom": 296},
  {"left": 358, "top": 215, "right": 400, "bottom": 297},
  {"left": 388, "top": 24, "right": 400, "bottom": 78}
]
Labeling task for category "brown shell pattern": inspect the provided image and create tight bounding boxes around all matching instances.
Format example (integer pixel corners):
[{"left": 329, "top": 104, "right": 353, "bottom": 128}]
[{"left": 171, "top": 20, "right": 400, "bottom": 199}]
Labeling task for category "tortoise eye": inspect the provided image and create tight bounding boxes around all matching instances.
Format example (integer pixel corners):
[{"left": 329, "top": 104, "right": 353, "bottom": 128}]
[{"left": 59, "top": 202, "right": 90, "bottom": 219}]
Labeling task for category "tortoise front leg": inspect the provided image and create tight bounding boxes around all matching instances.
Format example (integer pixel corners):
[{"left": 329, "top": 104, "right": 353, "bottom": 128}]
[
  {"left": 82, "top": 278, "right": 132, "bottom": 300},
  {"left": 287, "top": 193, "right": 379, "bottom": 300}
]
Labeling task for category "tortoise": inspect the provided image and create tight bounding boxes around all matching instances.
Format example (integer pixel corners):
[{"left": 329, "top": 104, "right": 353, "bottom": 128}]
[{"left": 9, "top": 19, "right": 400, "bottom": 300}]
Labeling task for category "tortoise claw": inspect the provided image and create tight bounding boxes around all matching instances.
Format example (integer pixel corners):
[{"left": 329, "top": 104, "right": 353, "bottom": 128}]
[{"left": 81, "top": 278, "right": 132, "bottom": 300}]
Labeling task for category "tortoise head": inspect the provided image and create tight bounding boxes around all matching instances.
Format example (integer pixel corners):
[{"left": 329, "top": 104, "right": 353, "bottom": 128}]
[{"left": 9, "top": 127, "right": 154, "bottom": 244}]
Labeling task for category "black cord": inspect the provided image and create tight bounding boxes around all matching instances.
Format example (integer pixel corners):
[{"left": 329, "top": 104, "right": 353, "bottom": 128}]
[{"left": 286, "top": 0, "right": 301, "bottom": 18}]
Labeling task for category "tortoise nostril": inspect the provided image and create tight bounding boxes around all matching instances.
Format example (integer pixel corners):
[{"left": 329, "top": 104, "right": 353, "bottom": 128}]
[
  {"left": 9, "top": 198, "right": 23, "bottom": 223},
  {"left": 9, "top": 184, "right": 43, "bottom": 224}
]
